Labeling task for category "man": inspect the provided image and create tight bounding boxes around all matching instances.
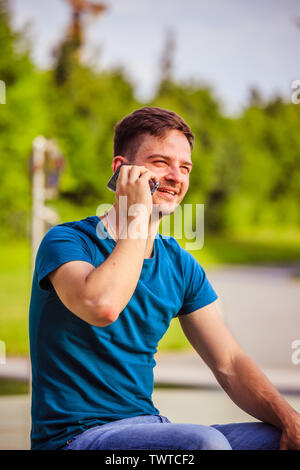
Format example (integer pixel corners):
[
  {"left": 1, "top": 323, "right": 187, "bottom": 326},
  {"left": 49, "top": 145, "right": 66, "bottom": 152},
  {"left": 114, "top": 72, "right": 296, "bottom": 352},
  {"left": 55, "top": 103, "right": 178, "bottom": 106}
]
[{"left": 29, "top": 106, "right": 300, "bottom": 450}]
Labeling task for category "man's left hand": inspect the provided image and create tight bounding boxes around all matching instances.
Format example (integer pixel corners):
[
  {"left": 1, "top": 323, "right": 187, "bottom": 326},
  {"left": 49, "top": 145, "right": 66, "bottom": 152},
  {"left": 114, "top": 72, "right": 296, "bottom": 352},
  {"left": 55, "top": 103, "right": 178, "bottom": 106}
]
[{"left": 279, "top": 412, "right": 300, "bottom": 450}]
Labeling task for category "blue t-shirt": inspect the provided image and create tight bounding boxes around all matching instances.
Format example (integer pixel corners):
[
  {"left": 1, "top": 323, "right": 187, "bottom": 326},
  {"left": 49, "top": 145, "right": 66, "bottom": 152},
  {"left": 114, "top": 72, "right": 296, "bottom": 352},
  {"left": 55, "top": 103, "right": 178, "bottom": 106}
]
[{"left": 29, "top": 215, "right": 218, "bottom": 450}]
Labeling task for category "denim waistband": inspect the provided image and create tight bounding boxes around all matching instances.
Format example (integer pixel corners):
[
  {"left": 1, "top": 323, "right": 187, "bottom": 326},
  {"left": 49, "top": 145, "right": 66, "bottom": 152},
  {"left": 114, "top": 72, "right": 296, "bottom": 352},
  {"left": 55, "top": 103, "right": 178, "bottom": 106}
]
[{"left": 61, "top": 414, "right": 172, "bottom": 448}]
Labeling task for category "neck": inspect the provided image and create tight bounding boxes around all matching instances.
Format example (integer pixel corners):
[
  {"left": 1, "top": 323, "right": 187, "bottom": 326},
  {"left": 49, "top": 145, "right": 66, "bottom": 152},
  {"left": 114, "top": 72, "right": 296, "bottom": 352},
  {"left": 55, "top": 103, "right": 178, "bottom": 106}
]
[{"left": 104, "top": 202, "right": 162, "bottom": 258}]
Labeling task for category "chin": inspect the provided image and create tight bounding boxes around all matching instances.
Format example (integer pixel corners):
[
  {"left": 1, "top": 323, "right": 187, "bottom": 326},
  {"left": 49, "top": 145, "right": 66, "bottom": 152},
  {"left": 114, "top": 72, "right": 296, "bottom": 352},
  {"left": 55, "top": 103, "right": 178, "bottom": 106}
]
[{"left": 152, "top": 201, "right": 179, "bottom": 217}]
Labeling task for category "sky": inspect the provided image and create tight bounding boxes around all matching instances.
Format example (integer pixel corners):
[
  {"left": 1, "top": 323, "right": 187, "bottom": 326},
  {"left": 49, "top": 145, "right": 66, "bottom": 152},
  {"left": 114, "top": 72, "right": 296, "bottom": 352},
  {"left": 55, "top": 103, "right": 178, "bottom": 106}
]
[{"left": 10, "top": 0, "right": 300, "bottom": 115}]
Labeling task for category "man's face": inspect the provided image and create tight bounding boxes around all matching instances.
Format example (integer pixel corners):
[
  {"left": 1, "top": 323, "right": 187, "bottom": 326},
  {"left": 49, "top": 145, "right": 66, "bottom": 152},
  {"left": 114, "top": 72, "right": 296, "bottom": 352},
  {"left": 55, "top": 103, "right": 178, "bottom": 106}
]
[{"left": 132, "top": 129, "right": 192, "bottom": 215}]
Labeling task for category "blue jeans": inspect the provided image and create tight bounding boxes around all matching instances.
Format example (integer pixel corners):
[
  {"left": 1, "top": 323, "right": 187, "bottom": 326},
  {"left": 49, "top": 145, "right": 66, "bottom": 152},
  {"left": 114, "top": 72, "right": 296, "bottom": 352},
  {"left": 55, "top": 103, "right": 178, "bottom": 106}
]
[{"left": 61, "top": 414, "right": 282, "bottom": 450}]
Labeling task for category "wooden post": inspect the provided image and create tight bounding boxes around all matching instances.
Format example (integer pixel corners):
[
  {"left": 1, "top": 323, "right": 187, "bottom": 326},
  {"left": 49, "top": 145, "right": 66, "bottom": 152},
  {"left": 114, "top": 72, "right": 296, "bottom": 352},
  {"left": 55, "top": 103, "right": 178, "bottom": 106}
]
[
  {"left": 31, "top": 136, "right": 47, "bottom": 274},
  {"left": 30, "top": 137, "right": 64, "bottom": 275}
]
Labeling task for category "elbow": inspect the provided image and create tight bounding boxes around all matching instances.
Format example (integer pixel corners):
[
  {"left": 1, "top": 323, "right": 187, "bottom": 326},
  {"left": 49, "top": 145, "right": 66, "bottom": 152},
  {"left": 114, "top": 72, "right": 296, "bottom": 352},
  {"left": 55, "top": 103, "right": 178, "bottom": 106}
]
[
  {"left": 212, "top": 352, "right": 247, "bottom": 385},
  {"left": 88, "top": 301, "right": 119, "bottom": 327},
  {"left": 96, "top": 305, "right": 119, "bottom": 326},
  {"left": 82, "top": 291, "right": 120, "bottom": 327}
]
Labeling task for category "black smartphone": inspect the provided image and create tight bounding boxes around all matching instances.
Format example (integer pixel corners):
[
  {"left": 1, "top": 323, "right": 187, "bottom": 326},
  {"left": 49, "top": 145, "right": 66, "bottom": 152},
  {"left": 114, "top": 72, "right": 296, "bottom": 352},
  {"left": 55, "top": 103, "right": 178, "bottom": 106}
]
[{"left": 107, "top": 164, "right": 159, "bottom": 195}]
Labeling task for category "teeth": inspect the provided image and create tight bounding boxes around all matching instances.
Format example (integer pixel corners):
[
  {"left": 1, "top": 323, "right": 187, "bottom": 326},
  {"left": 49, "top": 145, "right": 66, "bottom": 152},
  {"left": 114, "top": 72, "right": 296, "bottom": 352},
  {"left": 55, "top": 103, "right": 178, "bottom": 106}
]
[{"left": 159, "top": 189, "right": 176, "bottom": 195}]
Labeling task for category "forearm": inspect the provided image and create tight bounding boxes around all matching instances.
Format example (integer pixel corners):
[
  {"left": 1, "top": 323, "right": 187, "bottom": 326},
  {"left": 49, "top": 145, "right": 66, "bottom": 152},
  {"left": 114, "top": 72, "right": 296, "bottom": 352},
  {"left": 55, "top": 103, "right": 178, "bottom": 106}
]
[
  {"left": 85, "top": 218, "right": 147, "bottom": 319},
  {"left": 214, "top": 352, "right": 297, "bottom": 430}
]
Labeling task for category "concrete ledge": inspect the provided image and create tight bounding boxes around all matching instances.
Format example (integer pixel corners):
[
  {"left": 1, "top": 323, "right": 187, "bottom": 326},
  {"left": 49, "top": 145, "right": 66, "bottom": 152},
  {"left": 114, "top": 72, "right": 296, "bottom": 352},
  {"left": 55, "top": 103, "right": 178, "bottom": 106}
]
[
  {"left": 1, "top": 353, "right": 300, "bottom": 395},
  {"left": 154, "top": 351, "right": 300, "bottom": 394},
  {"left": 0, "top": 357, "right": 30, "bottom": 381}
]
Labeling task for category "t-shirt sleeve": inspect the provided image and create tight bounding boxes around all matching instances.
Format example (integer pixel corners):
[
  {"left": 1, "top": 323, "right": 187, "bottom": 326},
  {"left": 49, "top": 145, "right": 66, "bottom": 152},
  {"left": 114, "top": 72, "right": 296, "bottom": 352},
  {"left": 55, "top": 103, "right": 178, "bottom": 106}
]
[
  {"left": 35, "top": 225, "right": 94, "bottom": 291},
  {"left": 177, "top": 249, "right": 218, "bottom": 316}
]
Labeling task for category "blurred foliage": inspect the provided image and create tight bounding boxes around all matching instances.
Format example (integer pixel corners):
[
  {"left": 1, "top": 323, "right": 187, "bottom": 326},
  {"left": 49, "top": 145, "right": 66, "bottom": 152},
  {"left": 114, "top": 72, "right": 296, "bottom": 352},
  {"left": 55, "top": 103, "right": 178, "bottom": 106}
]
[{"left": 0, "top": 0, "right": 300, "bottom": 242}]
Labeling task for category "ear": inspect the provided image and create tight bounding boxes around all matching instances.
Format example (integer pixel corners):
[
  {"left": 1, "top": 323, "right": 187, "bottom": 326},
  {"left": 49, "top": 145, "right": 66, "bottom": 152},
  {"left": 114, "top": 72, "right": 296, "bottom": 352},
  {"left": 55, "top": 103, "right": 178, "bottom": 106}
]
[{"left": 112, "top": 155, "right": 127, "bottom": 173}]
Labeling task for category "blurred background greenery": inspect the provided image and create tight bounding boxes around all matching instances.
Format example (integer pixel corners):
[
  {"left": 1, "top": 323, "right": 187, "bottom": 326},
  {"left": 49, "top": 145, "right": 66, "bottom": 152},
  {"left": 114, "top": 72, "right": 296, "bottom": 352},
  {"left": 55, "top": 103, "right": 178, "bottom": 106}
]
[{"left": 0, "top": 0, "right": 300, "bottom": 357}]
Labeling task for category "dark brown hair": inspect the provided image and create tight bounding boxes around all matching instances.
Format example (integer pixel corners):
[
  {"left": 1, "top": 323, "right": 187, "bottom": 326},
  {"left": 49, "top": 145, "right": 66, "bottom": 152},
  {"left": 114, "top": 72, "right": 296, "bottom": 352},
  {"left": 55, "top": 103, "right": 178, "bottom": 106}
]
[{"left": 113, "top": 106, "right": 194, "bottom": 161}]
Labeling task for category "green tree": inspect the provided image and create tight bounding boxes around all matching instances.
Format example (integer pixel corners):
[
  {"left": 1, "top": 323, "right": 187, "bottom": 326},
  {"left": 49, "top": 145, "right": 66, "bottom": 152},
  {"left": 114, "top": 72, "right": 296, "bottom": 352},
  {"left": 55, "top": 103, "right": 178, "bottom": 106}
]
[
  {"left": 45, "top": 61, "right": 139, "bottom": 206},
  {"left": 0, "top": 0, "right": 48, "bottom": 239}
]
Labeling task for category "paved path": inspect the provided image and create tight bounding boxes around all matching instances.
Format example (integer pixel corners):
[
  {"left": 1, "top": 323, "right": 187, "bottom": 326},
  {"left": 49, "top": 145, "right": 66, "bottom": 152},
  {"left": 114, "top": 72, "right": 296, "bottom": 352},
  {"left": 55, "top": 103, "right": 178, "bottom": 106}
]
[
  {"left": 207, "top": 264, "right": 300, "bottom": 375},
  {"left": 0, "top": 395, "right": 31, "bottom": 450}
]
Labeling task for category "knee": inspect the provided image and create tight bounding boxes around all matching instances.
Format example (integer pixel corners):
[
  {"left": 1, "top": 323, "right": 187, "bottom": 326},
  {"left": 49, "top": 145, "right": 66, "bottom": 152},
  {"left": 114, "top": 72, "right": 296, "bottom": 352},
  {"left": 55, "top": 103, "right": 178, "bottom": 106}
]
[
  {"left": 198, "top": 427, "right": 232, "bottom": 450},
  {"left": 182, "top": 425, "right": 232, "bottom": 450}
]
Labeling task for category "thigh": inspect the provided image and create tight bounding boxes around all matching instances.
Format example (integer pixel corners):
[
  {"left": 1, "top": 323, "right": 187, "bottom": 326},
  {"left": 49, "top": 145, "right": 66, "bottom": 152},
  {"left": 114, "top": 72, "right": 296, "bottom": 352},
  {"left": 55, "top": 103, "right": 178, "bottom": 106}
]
[
  {"left": 211, "top": 421, "right": 282, "bottom": 450},
  {"left": 63, "top": 415, "right": 232, "bottom": 450}
]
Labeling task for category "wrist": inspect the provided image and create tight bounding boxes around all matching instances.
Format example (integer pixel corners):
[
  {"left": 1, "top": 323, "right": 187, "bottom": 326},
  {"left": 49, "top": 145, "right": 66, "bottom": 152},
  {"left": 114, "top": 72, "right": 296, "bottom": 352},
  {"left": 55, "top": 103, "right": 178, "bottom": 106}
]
[
  {"left": 267, "top": 395, "right": 299, "bottom": 430},
  {"left": 279, "top": 408, "right": 300, "bottom": 430}
]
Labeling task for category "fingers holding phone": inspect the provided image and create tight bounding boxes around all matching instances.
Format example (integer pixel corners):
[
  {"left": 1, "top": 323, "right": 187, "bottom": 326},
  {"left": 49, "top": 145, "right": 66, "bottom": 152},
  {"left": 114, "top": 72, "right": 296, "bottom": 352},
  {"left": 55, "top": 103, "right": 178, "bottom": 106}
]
[
  {"left": 107, "top": 163, "right": 159, "bottom": 194},
  {"left": 116, "top": 165, "right": 158, "bottom": 216}
]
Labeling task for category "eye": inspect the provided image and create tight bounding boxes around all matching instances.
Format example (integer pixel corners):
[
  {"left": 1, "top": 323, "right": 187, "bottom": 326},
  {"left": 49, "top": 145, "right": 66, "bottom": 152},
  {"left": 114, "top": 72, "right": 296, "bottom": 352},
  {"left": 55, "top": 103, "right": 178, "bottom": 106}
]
[
  {"left": 181, "top": 166, "right": 191, "bottom": 174},
  {"left": 152, "top": 160, "right": 168, "bottom": 166}
]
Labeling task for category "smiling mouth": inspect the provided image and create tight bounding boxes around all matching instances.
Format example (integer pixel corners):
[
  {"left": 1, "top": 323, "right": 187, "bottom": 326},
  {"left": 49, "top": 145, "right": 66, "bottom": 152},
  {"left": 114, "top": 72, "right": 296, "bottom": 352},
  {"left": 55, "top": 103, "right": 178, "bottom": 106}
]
[{"left": 156, "top": 188, "right": 178, "bottom": 196}]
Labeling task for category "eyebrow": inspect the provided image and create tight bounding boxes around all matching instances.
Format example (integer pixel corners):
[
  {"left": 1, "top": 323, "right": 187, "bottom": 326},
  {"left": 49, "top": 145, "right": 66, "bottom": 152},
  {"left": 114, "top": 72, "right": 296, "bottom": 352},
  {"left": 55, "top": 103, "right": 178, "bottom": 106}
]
[{"left": 146, "top": 154, "right": 193, "bottom": 167}]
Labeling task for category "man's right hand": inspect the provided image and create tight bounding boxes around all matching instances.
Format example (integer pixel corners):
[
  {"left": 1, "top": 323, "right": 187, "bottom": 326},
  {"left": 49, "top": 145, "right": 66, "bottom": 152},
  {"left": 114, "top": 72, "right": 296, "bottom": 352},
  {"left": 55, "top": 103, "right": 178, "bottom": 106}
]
[{"left": 115, "top": 165, "right": 158, "bottom": 221}]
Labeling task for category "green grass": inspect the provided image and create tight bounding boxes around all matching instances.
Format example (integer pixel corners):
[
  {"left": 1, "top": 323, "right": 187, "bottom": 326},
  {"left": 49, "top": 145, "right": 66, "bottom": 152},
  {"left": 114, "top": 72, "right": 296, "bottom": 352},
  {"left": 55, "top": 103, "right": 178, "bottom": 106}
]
[
  {"left": 0, "top": 379, "right": 29, "bottom": 395},
  {"left": 0, "top": 239, "right": 31, "bottom": 355},
  {"left": 1, "top": 222, "right": 300, "bottom": 356},
  {"left": 157, "top": 317, "right": 192, "bottom": 352},
  {"left": 192, "top": 232, "right": 300, "bottom": 267}
]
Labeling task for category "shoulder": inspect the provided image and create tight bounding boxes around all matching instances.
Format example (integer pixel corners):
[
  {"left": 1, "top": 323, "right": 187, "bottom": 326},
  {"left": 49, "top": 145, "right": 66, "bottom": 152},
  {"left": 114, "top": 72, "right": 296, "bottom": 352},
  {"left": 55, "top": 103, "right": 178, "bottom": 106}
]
[
  {"left": 38, "top": 223, "right": 78, "bottom": 251},
  {"left": 40, "top": 217, "right": 94, "bottom": 243},
  {"left": 35, "top": 218, "right": 95, "bottom": 289},
  {"left": 36, "top": 218, "right": 95, "bottom": 260}
]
